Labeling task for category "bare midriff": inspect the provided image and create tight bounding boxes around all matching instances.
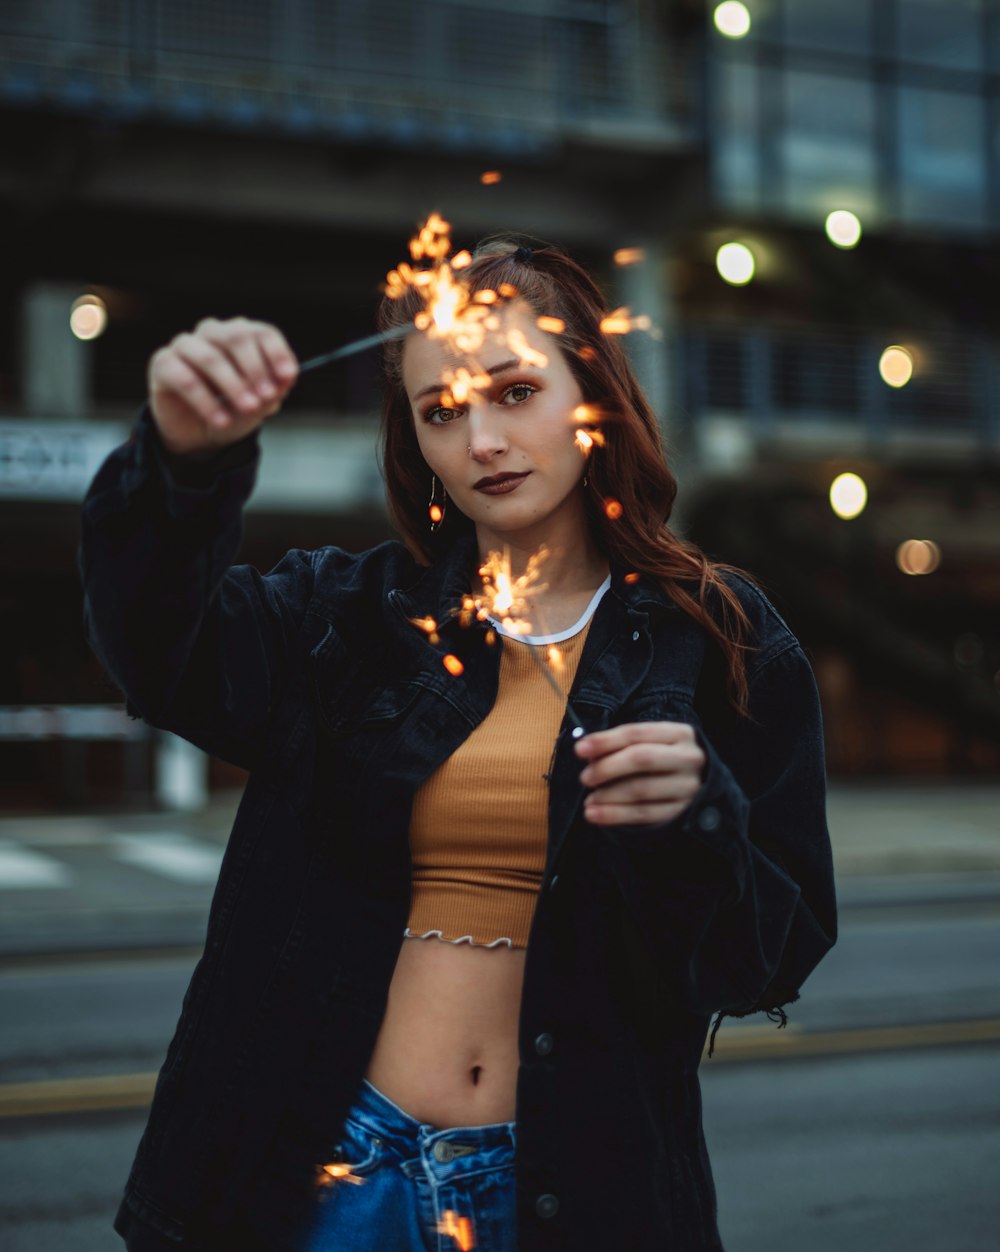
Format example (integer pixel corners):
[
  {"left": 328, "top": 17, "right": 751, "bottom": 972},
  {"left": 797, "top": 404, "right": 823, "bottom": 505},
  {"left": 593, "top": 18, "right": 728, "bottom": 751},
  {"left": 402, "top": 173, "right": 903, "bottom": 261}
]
[{"left": 364, "top": 935, "right": 526, "bottom": 1130}]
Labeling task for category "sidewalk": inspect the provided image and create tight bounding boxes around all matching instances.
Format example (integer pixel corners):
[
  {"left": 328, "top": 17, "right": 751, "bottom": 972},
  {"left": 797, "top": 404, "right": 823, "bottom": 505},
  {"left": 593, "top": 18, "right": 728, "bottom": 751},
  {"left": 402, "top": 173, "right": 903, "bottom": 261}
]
[{"left": 0, "top": 782, "right": 998, "bottom": 957}]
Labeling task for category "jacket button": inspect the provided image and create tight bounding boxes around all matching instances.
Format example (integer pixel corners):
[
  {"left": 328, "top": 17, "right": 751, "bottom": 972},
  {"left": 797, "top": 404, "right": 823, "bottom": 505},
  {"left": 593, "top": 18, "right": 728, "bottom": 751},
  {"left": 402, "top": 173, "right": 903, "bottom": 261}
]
[
  {"left": 535, "top": 1193, "right": 559, "bottom": 1219},
  {"left": 534, "top": 1032, "right": 554, "bottom": 1056},
  {"left": 697, "top": 806, "right": 721, "bottom": 832}
]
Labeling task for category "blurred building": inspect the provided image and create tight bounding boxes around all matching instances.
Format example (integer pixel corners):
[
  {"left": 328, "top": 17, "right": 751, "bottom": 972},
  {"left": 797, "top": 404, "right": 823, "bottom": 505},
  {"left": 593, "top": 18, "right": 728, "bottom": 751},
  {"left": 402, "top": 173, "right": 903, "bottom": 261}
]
[{"left": 0, "top": 0, "right": 998, "bottom": 806}]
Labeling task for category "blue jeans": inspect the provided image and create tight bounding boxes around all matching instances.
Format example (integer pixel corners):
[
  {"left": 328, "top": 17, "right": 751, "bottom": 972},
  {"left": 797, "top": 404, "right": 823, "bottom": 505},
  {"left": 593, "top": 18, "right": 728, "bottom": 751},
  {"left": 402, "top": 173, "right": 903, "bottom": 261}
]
[{"left": 295, "top": 1078, "right": 518, "bottom": 1251}]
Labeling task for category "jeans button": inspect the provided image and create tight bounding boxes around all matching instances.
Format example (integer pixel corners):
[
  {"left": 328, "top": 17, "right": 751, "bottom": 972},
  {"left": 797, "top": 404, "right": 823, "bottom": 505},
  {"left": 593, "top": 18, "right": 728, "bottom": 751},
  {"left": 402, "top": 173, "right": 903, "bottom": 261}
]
[
  {"left": 535, "top": 1193, "right": 559, "bottom": 1219},
  {"left": 434, "top": 1141, "right": 453, "bottom": 1162},
  {"left": 534, "top": 1032, "right": 554, "bottom": 1057}
]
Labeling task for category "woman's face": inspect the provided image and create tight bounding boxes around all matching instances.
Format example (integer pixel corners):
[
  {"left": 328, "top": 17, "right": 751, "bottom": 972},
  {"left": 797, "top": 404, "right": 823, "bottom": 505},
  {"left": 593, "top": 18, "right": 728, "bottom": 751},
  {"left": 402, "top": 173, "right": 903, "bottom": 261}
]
[{"left": 402, "top": 300, "right": 589, "bottom": 551}]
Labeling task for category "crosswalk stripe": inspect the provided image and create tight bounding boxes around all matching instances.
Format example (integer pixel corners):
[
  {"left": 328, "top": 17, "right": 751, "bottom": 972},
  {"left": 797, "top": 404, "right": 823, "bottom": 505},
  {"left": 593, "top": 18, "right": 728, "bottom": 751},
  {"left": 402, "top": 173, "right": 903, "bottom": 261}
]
[
  {"left": 0, "top": 839, "right": 74, "bottom": 889},
  {"left": 109, "top": 833, "right": 224, "bottom": 884}
]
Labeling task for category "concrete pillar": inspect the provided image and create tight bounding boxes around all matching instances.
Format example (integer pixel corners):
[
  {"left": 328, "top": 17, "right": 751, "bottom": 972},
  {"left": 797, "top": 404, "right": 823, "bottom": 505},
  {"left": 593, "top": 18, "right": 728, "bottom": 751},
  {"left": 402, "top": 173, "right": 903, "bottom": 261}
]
[
  {"left": 21, "top": 282, "right": 90, "bottom": 418},
  {"left": 155, "top": 732, "right": 210, "bottom": 812},
  {"left": 615, "top": 236, "right": 674, "bottom": 432}
]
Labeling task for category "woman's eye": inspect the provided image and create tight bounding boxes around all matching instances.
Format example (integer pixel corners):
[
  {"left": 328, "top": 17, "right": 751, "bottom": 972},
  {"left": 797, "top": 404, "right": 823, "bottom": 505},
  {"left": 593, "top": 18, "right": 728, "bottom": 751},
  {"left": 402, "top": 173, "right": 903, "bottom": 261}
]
[
  {"left": 425, "top": 407, "right": 462, "bottom": 425},
  {"left": 501, "top": 383, "right": 536, "bottom": 405}
]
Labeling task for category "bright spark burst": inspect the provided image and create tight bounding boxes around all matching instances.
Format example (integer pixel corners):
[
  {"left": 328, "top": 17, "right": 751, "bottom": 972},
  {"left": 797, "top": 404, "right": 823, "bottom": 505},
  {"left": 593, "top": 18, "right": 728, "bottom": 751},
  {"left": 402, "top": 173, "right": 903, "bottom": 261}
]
[
  {"left": 443, "top": 654, "right": 465, "bottom": 676},
  {"left": 613, "top": 247, "right": 646, "bottom": 267},
  {"left": 319, "top": 1162, "right": 366, "bottom": 1187},
  {"left": 536, "top": 316, "right": 565, "bottom": 334},
  {"left": 600, "top": 307, "right": 652, "bottom": 335},
  {"left": 476, "top": 546, "right": 548, "bottom": 636},
  {"left": 480, "top": 170, "right": 502, "bottom": 185},
  {"left": 438, "top": 1209, "right": 477, "bottom": 1249}
]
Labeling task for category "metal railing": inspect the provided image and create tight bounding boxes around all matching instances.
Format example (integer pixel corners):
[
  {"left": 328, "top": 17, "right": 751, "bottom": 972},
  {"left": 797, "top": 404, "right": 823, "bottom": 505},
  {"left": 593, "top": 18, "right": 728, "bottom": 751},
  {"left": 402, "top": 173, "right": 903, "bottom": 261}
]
[
  {"left": 679, "top": 322, "right": 999, "bottom": 446},
  {"left": 0, "top": 0, "right": 694, "bottom": 150}
]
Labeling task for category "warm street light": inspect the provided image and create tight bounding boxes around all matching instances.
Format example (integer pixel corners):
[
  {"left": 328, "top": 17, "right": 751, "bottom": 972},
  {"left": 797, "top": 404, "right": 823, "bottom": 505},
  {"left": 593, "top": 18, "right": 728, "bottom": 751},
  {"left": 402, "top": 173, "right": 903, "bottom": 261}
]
[
  {"left": 714, "top": 2, "right": 752, "bottom": 38},
  {"left": 830, "top": 472, "right": 868, "bottom": 520},
  {"left": 70, "top": 294, "right": 107, "bottom": 340},
  {"left": 716, "top": 242, "right": 755, "bottom": 285},
  {"left": 825, "top": 210, "right": 862, "bottom": 249},
  {"left": 879, "top": 345, "right": 914, "bottom": 388}
]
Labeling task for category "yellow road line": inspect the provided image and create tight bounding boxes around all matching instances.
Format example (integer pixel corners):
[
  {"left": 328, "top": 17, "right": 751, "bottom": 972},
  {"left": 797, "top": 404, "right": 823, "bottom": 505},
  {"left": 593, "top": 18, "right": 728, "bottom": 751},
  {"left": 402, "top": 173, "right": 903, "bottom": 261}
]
[
  {"left": 0, "top": 1071, "right": 155, "bottom": 1117},
  {"left": 3, "top": 1018, "right": 1000, "bottom": 1118}
]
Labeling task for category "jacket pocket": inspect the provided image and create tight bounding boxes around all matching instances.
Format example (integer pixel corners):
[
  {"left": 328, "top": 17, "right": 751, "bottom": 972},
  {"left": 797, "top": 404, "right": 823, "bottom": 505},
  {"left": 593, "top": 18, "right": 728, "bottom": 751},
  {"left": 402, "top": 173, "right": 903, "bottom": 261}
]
[{"left": 307, "top": 621, "right": 421, "bottom": 738}]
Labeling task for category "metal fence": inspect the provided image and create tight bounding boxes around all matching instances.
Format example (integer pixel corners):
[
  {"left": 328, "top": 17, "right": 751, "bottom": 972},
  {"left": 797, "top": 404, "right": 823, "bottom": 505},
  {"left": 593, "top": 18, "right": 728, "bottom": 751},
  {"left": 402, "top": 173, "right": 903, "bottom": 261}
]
[
  {"left": 680, "top": 322, "right": 999, "bottom": 446},
  {"left": 0, "top": 0, "right": 693, "bottom": 151}
]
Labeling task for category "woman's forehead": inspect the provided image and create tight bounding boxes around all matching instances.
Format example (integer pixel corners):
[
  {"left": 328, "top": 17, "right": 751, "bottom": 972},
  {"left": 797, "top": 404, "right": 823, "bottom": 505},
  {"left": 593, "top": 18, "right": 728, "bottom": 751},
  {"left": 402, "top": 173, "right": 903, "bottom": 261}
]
[{"left": 401, "top": 300, "right": 552, "bottom": 393}]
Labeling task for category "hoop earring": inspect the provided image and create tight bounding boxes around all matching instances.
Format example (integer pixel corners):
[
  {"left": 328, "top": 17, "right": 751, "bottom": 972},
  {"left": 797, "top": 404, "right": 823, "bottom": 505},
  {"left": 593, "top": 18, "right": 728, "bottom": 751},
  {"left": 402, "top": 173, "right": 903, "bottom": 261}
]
[
  {"left": 582, "top": 473, "right": 589, "bottom": 488},
  {"left": 429, "top": 474, "right": 446, "bottom": 532}
]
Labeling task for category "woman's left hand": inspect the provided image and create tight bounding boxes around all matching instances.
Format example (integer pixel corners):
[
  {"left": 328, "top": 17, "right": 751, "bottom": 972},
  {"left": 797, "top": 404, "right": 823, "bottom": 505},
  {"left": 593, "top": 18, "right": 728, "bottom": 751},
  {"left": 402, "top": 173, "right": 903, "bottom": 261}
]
[{"left": 575, "top": 722, "right": 707, "bottom": 827}]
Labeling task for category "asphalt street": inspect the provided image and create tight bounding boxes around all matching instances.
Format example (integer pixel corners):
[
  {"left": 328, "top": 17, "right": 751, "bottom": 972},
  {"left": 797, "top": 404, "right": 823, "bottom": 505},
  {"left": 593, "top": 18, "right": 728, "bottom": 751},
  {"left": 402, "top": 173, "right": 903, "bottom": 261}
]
[{"left": 0, "top": 780, "right": 997, "bottom": 1250}]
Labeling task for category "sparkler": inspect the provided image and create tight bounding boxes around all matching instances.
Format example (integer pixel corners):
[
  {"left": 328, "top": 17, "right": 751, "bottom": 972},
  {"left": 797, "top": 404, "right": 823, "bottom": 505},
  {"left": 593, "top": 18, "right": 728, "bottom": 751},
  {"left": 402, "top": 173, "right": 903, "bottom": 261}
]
[
  {"left": 438, "top": 1209, "right": 477, "bottom": 1249},
  {"left": 474, "top": 548, "right": 586, "bottom": 738}
]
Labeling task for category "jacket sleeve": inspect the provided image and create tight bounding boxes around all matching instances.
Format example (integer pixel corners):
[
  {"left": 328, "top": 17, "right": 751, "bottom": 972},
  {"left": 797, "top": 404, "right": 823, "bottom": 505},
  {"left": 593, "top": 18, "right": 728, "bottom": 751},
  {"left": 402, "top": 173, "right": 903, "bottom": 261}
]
[
  {"left": 78, "top": 404, "right": 318, "bottom": 771},
  {"left": 601, "top": 641, "right": 837, "bottom": 1036}
]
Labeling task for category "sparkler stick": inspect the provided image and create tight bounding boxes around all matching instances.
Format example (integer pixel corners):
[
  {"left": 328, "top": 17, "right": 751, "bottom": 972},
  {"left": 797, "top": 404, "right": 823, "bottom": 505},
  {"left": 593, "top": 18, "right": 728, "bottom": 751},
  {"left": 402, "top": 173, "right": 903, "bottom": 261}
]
[{"left": 297, "top": 322, "right": 413, "bottom": 375}]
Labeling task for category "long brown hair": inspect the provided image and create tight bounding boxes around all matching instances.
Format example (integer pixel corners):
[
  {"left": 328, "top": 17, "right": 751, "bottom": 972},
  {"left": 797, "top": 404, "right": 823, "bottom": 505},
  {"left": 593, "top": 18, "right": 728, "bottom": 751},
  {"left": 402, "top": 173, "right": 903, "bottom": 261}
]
[{"left": 376, "top": 236, "right": 757, "bottom": 715}]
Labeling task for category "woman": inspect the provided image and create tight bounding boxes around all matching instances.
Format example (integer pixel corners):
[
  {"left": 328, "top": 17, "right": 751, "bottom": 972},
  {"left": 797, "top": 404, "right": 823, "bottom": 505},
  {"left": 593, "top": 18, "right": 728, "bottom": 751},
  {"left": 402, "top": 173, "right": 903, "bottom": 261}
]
[{"left": 81, "top": 238, "right": 837, "bottom": 1252}]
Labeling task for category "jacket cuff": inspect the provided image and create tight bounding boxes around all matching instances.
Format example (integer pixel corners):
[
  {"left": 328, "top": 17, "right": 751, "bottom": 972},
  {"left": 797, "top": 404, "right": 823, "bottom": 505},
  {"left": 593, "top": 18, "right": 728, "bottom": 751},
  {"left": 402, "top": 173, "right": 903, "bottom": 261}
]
[{"left": 135, "top": 403, "right": 261, "bottom": 494}]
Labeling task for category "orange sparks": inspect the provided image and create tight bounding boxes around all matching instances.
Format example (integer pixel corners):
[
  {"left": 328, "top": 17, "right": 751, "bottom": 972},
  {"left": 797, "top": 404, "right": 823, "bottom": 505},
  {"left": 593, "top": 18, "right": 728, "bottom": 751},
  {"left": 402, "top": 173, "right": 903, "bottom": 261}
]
[
  {"left": 547, "top": 645, "right": 563, "bottom": 669},
  {"left": 506, "top": 326, "right": 548, "bottom": 369},
  {"left": 438, "top": 1209, "right": 477, "bottom": 1249},
  {"left": 320, "top": 1162, "right": 366, "bottom": 1186},
  {"left": 409, "top": 212, "right": 452, "bottom": 262},
  {"left": 473, "top": 288, "right": 498, "bottom": 304},
  {"left": 480, "top": 170, "right": 502, "bottom": 185},
  {"left": 624, "top": 572, "right": 640, "bottom": 584},
  {"left": 476, "top": 546, "right": 548, "bottom": 636},
  {"left": 498, "top": 283, "right": 518, "bottom": 299},
  {"left": 443, "top": 366, "right": 491, "bottom": 403},
  {"left": 573, "top": 404, "right": 598, "bottom": 422},
  {"left": 575, "top": 428, "right": 605, "bottom": 452},
  {"left": 536, "top": 316, "right": 565, "bottom": 334},
  {"left": 451, "top": 249, "right": 472, "bottom": 269},
  {"left": 600, "top": 307, "right": 652, "bottom": 335},
  {"left": 613, "top": 247, "right": 646, "bottom": 267},
  {"left": 443, "top": 654, "right": 465, "bottom": 677},
  {"left": 577, "top": 345, "right": 597, "bottom": 361},
  {"left": 429, "top": 504, "right": 443, "bottom": 524},
  {"left": 604, "top": 499, "right": 623, "bottom": 520}
]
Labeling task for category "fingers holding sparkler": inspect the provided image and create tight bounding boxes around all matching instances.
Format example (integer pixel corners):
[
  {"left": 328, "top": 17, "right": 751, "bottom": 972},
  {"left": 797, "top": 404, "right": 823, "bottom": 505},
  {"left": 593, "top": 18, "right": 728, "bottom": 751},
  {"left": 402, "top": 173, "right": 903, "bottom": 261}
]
[
  {"left": 148, "top": 317, "right": 299, "bottom": 457},
  {"left": 575, "top": 721, "right": 707, "bottom": 827}
]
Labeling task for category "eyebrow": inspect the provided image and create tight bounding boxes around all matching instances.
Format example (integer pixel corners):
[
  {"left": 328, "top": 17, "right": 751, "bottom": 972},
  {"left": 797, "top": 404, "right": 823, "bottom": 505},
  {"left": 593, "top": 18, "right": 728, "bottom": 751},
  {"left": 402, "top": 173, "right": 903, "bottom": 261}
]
[{"left": 411, "top": 358, "right": 526, "bottom": 405}]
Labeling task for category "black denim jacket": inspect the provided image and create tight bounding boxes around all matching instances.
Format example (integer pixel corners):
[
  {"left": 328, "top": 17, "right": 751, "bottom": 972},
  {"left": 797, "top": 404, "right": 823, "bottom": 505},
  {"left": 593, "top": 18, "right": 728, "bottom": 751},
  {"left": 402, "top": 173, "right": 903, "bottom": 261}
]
[{"left": 79, "top": 406, "right": 837, "bottom": 1252}]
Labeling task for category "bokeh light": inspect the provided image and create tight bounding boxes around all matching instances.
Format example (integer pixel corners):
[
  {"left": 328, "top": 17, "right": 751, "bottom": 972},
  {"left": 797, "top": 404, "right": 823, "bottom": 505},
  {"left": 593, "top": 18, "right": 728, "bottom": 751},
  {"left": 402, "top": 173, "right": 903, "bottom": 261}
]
[
  {"left": 70, "top": 294, "right": 107, "bottom": 341},
  {"left": 716, "top": 242, "right": 755, "bottom": 286},
  {"left": 825, "top": 210, "right": 862, "bottom": 249},
  {"left": 896, "top": 539, "right": 941, "bottom": 576},
  {"left": 714, "top": 2, "right": 752, "bottom": 39},
  {"left": 879, "top": 345, "right": 914, "bottom": 388},
  {"left": 829, "top": 472, "right": 868, "bottom": 520}
]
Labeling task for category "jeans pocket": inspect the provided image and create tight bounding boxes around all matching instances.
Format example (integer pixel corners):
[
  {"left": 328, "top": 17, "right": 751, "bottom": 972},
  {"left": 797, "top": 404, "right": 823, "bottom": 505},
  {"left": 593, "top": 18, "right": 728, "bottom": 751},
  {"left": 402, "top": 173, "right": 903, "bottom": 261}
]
[{"left": 318, "top": 1115, "right": 389, "bottom": 1184}]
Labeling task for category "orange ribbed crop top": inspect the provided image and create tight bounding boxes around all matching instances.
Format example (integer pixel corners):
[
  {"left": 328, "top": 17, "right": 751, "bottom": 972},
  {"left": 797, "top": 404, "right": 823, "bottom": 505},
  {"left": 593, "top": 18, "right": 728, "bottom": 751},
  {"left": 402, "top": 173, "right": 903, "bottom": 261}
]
[{"left": 404, "top": 578, "right": 609, "bottom": 949}]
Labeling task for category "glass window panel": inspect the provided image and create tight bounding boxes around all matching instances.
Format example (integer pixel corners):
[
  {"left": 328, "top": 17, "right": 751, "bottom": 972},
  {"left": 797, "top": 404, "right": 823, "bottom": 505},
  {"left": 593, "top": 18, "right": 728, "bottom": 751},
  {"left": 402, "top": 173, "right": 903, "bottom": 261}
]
[
  {"left": 896, "top": 0, "right": 984, "bottom": 71},
  {"left": 713, "top": 58, "right": 762, "bottom": 209},
  {"left": 783, "top": 0, "right": 873, "bottom": 56},
  {"left": 898, "top": 87, "right": 987, "bottom": 228},
  {"left": 781, "top": 71, "right": 878, "bottom": 218}
]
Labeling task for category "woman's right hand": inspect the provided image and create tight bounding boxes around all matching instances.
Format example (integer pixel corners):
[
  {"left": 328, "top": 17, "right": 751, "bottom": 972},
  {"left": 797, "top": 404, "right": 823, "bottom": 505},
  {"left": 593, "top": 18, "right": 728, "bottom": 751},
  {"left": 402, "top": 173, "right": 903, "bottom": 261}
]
[{"left": 148, "top": 317, "right": 300, "bottom": 456}]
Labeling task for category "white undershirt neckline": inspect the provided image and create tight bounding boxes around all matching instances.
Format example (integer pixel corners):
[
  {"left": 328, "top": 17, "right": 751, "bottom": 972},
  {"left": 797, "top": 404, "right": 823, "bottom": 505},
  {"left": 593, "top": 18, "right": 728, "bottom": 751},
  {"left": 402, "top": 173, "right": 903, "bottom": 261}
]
[{"left": 486, "top": 574, "right": 611, "bottom": 645}]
